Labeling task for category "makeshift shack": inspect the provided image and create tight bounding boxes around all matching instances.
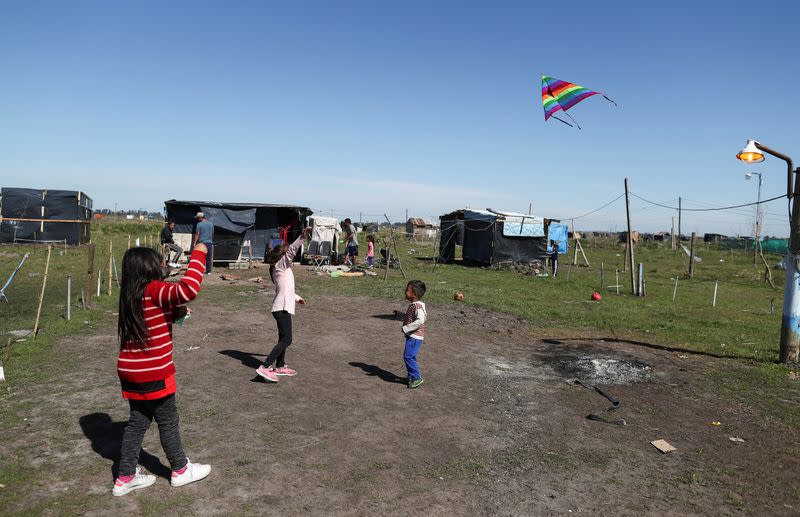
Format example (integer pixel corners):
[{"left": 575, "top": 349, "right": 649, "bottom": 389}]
[
  {"left": 438, "top": 209, "right": 566, "bottom": 265},
  {"left": 0, "top": 188, "right": 92, "bottom": 244},
  {"left": 164, "top": 200, "right": 312, "bottom": 264},
  {"left": 406, "top": 218, "right": 438, "bottom": 240}
]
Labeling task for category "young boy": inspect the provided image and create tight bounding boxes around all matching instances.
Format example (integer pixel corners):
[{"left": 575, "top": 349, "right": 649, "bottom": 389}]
[
  {"left": 401, "top": 280, "right": 427, "bottom": 389},
  {"left": 550, "top": 240, "right": 559, "bottom": 277}
]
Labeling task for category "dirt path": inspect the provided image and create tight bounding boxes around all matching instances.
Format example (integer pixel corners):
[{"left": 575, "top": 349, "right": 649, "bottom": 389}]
[{"left": 2, "top": 272, "right": 799, "bottom": 516}]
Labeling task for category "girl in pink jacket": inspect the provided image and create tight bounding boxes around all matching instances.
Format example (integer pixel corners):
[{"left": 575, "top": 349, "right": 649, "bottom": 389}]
[{"left": 256, "top": 226, "right": 312, "bottom": 383}]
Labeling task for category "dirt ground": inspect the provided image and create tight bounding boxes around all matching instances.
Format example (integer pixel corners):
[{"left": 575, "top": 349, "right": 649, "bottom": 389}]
[{"left": 3, "top": 268, "right": 800, "bottom": 516}]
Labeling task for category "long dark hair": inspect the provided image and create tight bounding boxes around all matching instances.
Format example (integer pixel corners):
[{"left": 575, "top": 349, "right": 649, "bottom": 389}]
[
  {"left": 118, "top": 247, "right": 164, "bottom": 347},
  {"left": 266, "top": 244, "right": 286, "bottom": 284}
]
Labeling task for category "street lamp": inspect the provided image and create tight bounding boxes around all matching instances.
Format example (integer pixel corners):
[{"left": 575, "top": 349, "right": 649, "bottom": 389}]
[
  {"left": 736, "top": 139, "right": 800, "bottom": 363},
  {"left": 745, "top": 171, "right": 763, "bottom": 264}
]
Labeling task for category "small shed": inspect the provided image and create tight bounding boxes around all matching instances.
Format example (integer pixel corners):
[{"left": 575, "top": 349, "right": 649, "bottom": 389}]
[
  {"left": 164, "top": 200, "right": 312, "bottom": 263},
  {"left": 438, "top": 208, "right": 567, "bottom": 266},
  {"left": 0, "top": 187, "right": 92, "bottom": 244},
  {"left": 406, "top": 218, "right": 437, "bottom": 240}
]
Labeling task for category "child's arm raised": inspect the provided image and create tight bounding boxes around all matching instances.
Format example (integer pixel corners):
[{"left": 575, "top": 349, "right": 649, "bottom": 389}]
[
  {"left": 147, "top": 244, "right": 207, "bottom": 310},
  {"left": 277, "top": 227, "right": 313, "bottom": 268}
]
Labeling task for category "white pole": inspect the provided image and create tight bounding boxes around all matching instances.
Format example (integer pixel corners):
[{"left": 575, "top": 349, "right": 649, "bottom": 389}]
[
  {"left": 66, "top": 275, "right": 72, "bottom": 321},
  {"left": 672, "top": 276, "right": 679, "bottom": 302},
  {"left": 712, "top": 280, "right": 719, "bottom": 307}
]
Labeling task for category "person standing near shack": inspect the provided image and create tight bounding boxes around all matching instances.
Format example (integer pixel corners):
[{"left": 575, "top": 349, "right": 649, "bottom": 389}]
[
  {"left": 160, "top": 219, "right": 182, "bottom": 267},
  {"left": 193, "top": 212, "right": 214, "bottom": 275},
  {"left": 343, "top": 218, "right": 358, "bottom": 266}
]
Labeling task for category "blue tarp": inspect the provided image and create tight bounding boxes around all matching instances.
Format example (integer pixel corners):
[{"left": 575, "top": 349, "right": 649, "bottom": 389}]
[{"left": 547, "top": 223, "right": 569, "bottom": 254}]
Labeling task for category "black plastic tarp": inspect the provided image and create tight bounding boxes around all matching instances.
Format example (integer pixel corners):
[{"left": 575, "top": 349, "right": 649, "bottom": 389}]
[
  {"left": 200, "top": 206, "right": 256, "bottom": 234},
  {"left": 492, "top": 222, "right": 548, "bottom": 263},
  {"left": 0, "top": 188, "right": 92, "bottom": 244}
]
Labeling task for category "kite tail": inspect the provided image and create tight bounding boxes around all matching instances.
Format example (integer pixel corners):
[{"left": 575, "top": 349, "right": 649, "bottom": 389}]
[
  {"left": 562, "top": 110, "right": 582, "bottom": 130},
  {"left": 602, "top": 94, "right": 618, "bottom": 107},
  {"left": 551, "top": 115, "right": 574, "bottom": 128}
]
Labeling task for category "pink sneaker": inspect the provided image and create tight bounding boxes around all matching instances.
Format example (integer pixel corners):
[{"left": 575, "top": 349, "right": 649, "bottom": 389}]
[
  {"left": 256, "top": 365, "right": 279, "bottom": 382},
  {"left": 273, "top": 365, "right": 297, "bottom": 377}
]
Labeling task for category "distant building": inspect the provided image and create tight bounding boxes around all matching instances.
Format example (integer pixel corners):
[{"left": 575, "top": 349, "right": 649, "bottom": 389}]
[{"left": 406, "top": 218, "right": 438, "bottom": 240}]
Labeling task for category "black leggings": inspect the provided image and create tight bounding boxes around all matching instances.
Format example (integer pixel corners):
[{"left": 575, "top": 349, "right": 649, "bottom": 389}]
[
  {"left": 119, "top": 394, "right": 187, "bottom": 476},
  {"left": 263, "top": 310, "right": 292, "bottom": 368}
]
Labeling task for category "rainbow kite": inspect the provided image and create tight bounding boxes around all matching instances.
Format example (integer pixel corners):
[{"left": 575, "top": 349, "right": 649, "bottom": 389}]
[{"left": 542, "top": 75, "right": 616, "bottom": 129}]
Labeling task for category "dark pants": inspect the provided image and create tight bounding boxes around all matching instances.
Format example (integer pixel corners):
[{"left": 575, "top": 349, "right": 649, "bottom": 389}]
[
  {"left": 551, "top": 255, "right": 558, "bottom": 277},
  {"left": 263, "top": 310, "right": 292, "bottom": 368},
  {"left": 164, "top": 243, "right": 183, "bottom": 264},
  {"left": 119, "top": 394, "right": 187, "bottom": 476},
  {"left": 203, "top": 244, "right": 213, "bottom": 273}
]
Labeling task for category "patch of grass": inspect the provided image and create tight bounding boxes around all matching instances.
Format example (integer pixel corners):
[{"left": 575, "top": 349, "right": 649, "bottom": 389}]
[
  {"left": 675, "top": 470, "right": 704, "bottom": 486},
  {"left": 139, "top": 492, "right": 194, "bottom": 516},
  {"left": 709, "top": 363, "right": 800, "bottom": 428},
  {"left": 0, "top": 463, "right": 38, "bottom": 508},
  {"left": 418, "top": 453, "right": 489, "bottom": 480}
]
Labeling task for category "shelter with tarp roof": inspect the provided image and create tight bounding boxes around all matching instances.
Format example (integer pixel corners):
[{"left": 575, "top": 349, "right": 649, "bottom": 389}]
[
  {"left": 438, "top": 208, "right": 568, "bottom": 266},
  {"left": 164, "top": 200, "right": 312, "bottom": 264},
  {"left": 0, "top": 187, "right": 92, "bottom": 245}
]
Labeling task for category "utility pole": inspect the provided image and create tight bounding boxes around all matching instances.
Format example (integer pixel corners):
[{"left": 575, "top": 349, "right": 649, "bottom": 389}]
[
  {"left": 749, "top": 172, "right": 763, "bottom": 265},
  {"left": 677, "top": 197, "right": 682, "bottom": 243},
  {"left": 528, "top": 202, "right": 532, "bottom": 215},
  {"left": 405, "top": 209, "right": 408, "bottom": 222},
  {"left": 624, "top": 178, "right": 636, "bottom": 295}
]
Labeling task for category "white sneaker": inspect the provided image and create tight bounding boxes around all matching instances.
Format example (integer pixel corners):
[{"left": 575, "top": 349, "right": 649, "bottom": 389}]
[
  {"left": 112, "top": 466, "right": 156, "bottom": 496},
  {"left": 170, "top": 458, "right": 211, "bottom": 487}
]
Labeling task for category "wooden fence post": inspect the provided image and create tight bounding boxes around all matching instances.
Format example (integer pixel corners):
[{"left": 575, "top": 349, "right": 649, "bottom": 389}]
[
  {"left": 85, "top": 243, "right": 95, "bottom": 307},
  {"left": 33, "top": 246, "right": 52, "bottom": 338}
]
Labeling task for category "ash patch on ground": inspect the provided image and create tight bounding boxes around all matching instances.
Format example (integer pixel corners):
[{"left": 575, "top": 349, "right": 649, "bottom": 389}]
[
  {"left": 551, "top": 356, "right": 651, "bottom": 385},
  {"left": 527, "top": 341, "right": 655, "bottom": 386}
]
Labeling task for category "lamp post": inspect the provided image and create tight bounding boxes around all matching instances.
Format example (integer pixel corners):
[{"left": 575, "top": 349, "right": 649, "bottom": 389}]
[
  {"left": 745, "top": 171, "right": 763, "bottom": 265},
  {"left": 737, "top": 140, "right": 800, "bottom": 363}
]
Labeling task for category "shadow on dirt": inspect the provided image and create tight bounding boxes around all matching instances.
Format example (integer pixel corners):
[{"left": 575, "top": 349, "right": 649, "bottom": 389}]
[
  {"left": 219, "top": 349, "right": 265, "bottom": 369},
  {"left": 78, "top": 413, "right": 171, "bottom": 480},
  {"left": 542, "top": 337, "right": 733, "bottom": 360},
  {"left": 349, "top": 362, "right": 407, "bottom": 384},
  {"left": 218, "top": 350, "right": 274, "bottom": 383},
  {"left": 371, "top": 312, "right": 405, "bottom": 321}
]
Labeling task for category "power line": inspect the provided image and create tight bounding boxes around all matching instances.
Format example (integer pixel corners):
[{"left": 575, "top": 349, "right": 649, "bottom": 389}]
[
  {"left": 561, "top": 193, "right": 625, "bottom": 220},
  {"left": 631, "top": 192, "right": 785, "bottom": 212}
]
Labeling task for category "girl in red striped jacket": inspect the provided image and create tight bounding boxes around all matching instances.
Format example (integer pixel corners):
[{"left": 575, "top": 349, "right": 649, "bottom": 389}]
[{"left": 112, "top": 243, "right": 211, "bottom": 496}]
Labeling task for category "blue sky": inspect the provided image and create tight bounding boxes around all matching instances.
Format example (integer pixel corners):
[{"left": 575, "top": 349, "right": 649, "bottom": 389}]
[{"left": 1, "top": 1, "right": 798, "bottom": 235}]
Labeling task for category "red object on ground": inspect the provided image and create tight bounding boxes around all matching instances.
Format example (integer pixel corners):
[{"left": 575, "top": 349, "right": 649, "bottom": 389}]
[{"left": 591, "top": 292, "right": 602, "bottom": 301}]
